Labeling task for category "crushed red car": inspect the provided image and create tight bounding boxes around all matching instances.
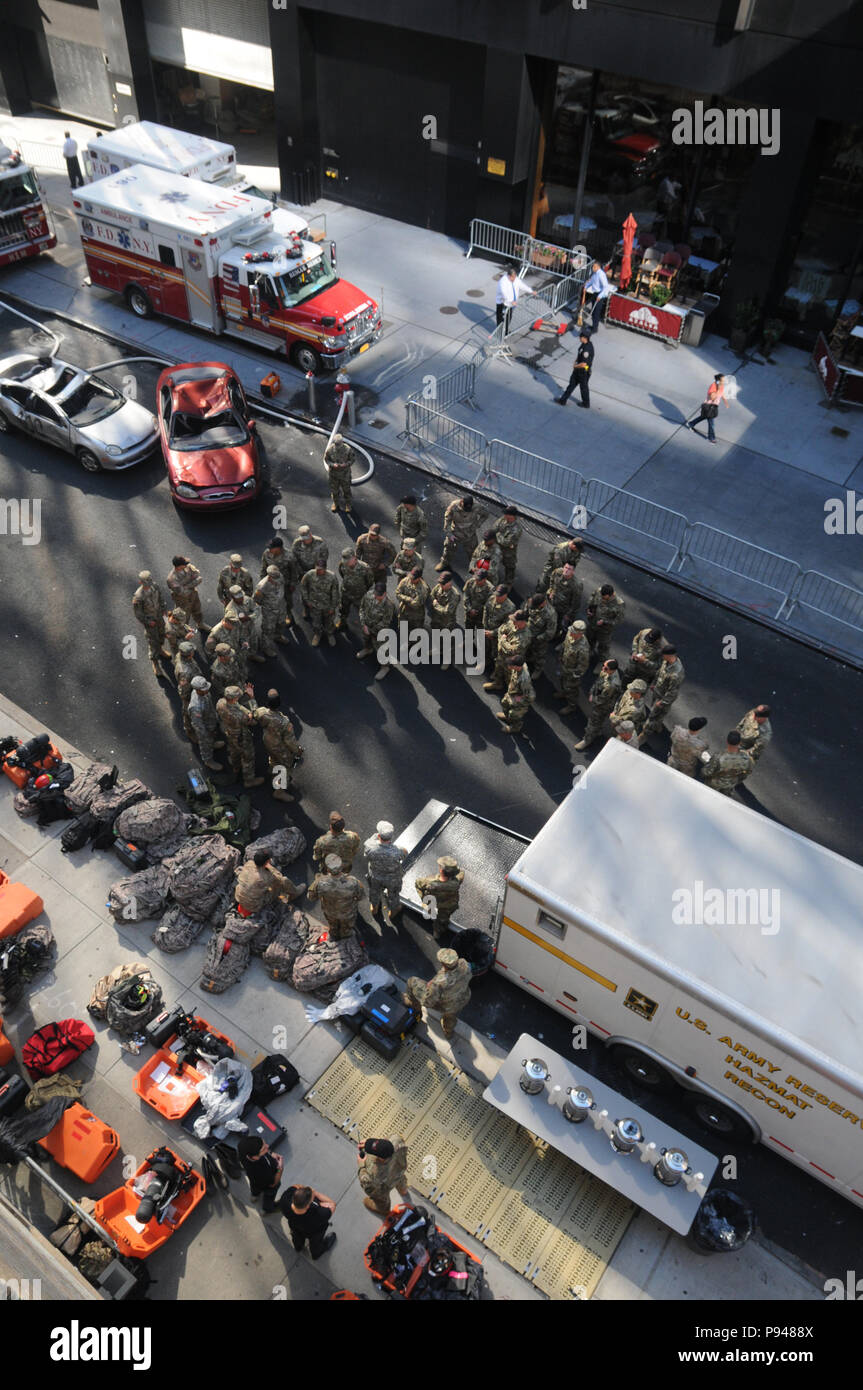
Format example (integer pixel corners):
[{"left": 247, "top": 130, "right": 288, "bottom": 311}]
[{"left": 156, "top": 362, "right": 261, "bottom": 509}]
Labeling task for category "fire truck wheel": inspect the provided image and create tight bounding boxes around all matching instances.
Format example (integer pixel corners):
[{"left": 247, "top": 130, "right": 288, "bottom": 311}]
[
  {"left": 77, "top": 448, "right": 104, "bottom": 473},
  {"left": 125, "top": 285, "right": 154, "bottom": 319},
  {"left": 608, "top": 1044, "right": 675, "bottom": 1093},
  {"left": 290, "top": 342, "right": 322, "bottom": 375},
  {"left": 687, "top": 1094, "right": 755, "bottom": 1143}
]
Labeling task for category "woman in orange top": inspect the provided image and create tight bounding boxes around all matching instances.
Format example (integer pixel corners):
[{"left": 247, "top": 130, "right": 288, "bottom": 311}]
[{"left": 686, "top": 373, "right": 728, "bottom": 443}]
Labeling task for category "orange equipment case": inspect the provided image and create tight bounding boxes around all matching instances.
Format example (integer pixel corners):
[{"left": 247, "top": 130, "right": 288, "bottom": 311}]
[
  {"left": 0, "top": 1019, "right": 13, "bottom": 1067},
  {"left": 38, "top": 1102, "right": 120, "bottom": 1183},
  {"left": 92, "top": 1147, "right": 205, "bottom": 1259},
  {"left": 363, "top": 1205, "right": 481, "bottom": 1299},
  {"left": 0, "top": 871, "right": 44, "bottom": 940},
  {"left": 2, "top": 741, "right": 62, "bottom": 789},
  {"left": 133, "top": 1017, "right": 235, "bottom": 1121}
]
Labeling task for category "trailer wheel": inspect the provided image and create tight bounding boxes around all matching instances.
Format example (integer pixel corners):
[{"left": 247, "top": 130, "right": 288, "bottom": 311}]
[
  {"left": 290, "top": 342, "right": 322, "bottom": 375},
  {"left": 125, "top": 285, "right": 154, "bottom": 319},
  {"left": 608, "top": 1045, "right": 674, "bottom": 1093},
  {"left": 688, "top": 1095, "right": 755, "bottom": 1143}
]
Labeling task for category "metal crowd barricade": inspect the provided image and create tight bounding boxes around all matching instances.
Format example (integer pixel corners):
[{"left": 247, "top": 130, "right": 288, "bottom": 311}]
[
  {"left": 676, "top": 524, "right": 800, "bottom": 618},
  {"left": 467, "top": 219, "right": 533, "bottom": 271},
  {"left": 14, "top": 140, "right": 67, "bottom": 173},
  {"left": 485, "top": 439, "right": 584, "bottom": 511},
  {"left": 429, "top": 360, "right": 479, "bottom": 411},
  {"left": 404, "top": 400, "right": 488, "bottom": 471},
  {"left": 583, "top": 479, "right": 688, "bottom": 571},
  {"left": 785, "top": 570, "right": 863, "bottom": 634}
]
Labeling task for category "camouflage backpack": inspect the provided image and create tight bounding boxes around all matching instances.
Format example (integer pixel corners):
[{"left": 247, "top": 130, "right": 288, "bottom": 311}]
[
  {"left": 104, "top": 971, "right": 164, "bottom": 1036},
  {"left": 164, "top": 835, "right": 240, "bottom": 920},
  {"left": 107, "top": 865, "right": 171, "bottom": 923},
  {"left": 263, "top": 908, "right": 312, "bottom": 982},
  {"left": 64, "top": 763, "right": 118, "bottom": 816},
  {"left": 152, "top": 903, "right": 208, "bottom": 954},
  {"left": 87, "top": 960, "right": 150, "bottom": 1021},
  {"left": 89, "top": 779, "right": 152, "bottom": 825},
  {"left": 114, "top": 798, "right": 186, "bottom": 845},
  {"left": 292, "top": 934, "right": 369, "bottom": 999},
  {"left": 243, "top": 826, "right": 307, "bottom": 870}
]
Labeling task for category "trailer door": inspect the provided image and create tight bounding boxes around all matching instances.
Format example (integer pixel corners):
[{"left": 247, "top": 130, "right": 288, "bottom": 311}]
[{"left": 181, "top": 246, "right": 220, "bottom": 329}]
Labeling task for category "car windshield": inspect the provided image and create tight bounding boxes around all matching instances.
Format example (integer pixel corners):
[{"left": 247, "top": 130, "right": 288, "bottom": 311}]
[
  {"left": 169, "top": 409, "right": 248, "bottom": 451},
  {"left": 0, "top": 170, "right": 39, "bottom": 212},
  {"left": 272, "top": 251, "right": 338, "bottom": 308},
  {"left": 63, "top": 377, "right": 125, "bottom": 426}
]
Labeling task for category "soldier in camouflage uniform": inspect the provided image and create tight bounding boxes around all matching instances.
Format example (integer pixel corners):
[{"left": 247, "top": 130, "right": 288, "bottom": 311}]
[
  {"left": 225, "top": 586, "right": 265, "bottom": 664},
  {"left": 324, "top": 433, "right": 356, "bottom": 512},
  {"left": 414, "top": 855, "right": 464, "bottom": 942},
  {"left": 292, "top": 527, "right": 328, "bottom": 618},
  {"left": 162, "top": 607, "right": 190, "bottom": 664},
  {"left": 132, "top": 570, "right": 170, "bottom": 682},
  {"left": 174, "top": 640, "right": 203, "bottom": 744},
  {"left": 526, "top": 591, "right": 558, "bottom": 679},
  {"left": 396, "top": 567, "right": 429, "bottom": 631},
  {"left": 166, "top": 555, "right": 209, "bottom": 630},
  {"left": 205, "top": 612, "right": 242, "bottom": 661},
  {"left": 642, "top": 646, "right": 685, "bottom": 738},
  {"left": 609, "top": 679, "right": 648, "bottom": 737},
  {"left": 429, "top": 573, "right": 459, "bottom": 630},
  {"left": 554, "top": 620, "right": 591, "bottom": 713},
  {"left": 363, "top": 821, "right": 406, "bottom": 921},
  {"left": 261, "top": 537, "right": 298, "bottom": 627},
  {"left": 668, "top": 716, "right": 709, "bottom": 777},
  {"left": 437, "top": 495, "right": 485, "bottom": 571},
  {"left": 483, "top": 585, "right": 516, "bottom": 671},
  {"left": 393, "top": 495, "right": 428, "bottom": 545},
  {"left": 493, "top": 506, "right": 523, "bottom": 588},
  {"left": 393, "top": 536, "right": 423, "bottom": 581},
  {"left": 235, "top": 848, "right": 301, "bottom": 912},
  {"left": 217, "top": 553, "right": 254, "bottom": 606},
  {"left": 357, "top": 1136, "right": 410, "bottom": 1216},
  {"left": 462, "top": 565, "right": 494, "bottom": 629},
  {"left": 307, "top": 853, "right": 365, "bottom": 939},
  {"left": 574, "top": 659, "right": 622, "bottom": 750},
  {"left": 700, "top": 732, "right": 754, "bottom": 796},
  {"left": 300, "top": 562, "right": 340, "bottom": 646},
  {"left": 188, "top": 675, "right": 223, "bottom": 771},
  {"left": 484, "top": 610, "right": 531, "bottom": 691},
  {"left": 469, "top": 530, "right": 504, "bottom": 587},
  {"left": 356, "top": 523, "right": 396, "bottom": 580},
  {"left": 209, "top": 643, "right": 247, "bottom": 703},
  {"left": 539, "top": 537, "right": 584, "bottom": 592},
  {"left": 255, "top": 688, "right": 303, "bottom": 802},
  {"left": 337, "top": 547, "right": 374, "bottom": 630},
  {"left": 406, "top": 947, "right": 472, "bottom": 1039},
  {"left": 496, "top": 657, "right": 536, "bottom": 735},
  {"left": 216, "top": 685, "right": 265, "bottom": 788},
  {"left": 254, "top": 566, "right": 290, "bottom": 656},
  {"left": 313, "top": 811, "right": 361, "bottom": 873},
  {"left": 548, "top": 563, "right": 583, "bottom": 633},
  {"left": 622, "top": 627, "right": 665, "bottom": 684},
  {"left": 736, "top": 705, "right": 772, "bottom": 763},
  {"left": 585, "top": 583, "right": 625, "bottom": 663},
  {"left": 615, "top": 719, "right": 639, "bottom": 746},
  {"left": 358, "top": 582, "right": 397, "bottom": 679}
]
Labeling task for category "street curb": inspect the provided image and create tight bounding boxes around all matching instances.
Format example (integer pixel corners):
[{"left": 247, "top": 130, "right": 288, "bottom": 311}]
[{"left": 2, "top": 291, "right": 859, "bottom": 673}]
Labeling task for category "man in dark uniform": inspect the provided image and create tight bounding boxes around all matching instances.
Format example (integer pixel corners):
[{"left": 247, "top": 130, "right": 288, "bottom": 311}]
[{"left": 556, "top": 331, "right": 595, "bottom": 409}]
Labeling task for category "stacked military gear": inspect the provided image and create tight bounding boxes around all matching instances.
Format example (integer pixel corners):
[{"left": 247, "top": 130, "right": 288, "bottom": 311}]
[
  {"left": 365, "top": 1206, "right": 485, "bottom": 1300},
  {"left": 163, "top": 835, "right": 241, "bottom": 922},
  {"left": 0, "top": 923, "right": 55, "bottom": 1010},
  {"left": 89, "top": 780, "right": 152, "bottom": 825},
  {"left": 263, "top": 907, "right": 313, "bottom": 982},
  {"left": 291, "top": 931, "right": 369, "bottom": 999},
  {"left": 114, "top": 799, "right": 189, "bottom": 862},
  {"left": 199, "top": 907, "right": 263, "bottom": 993},
  {"left": 152, "top": 899, "right": 227, "bottom": 954},
  {"left": 177, "top": 775, "right": 258, "bottom": 849},
  {"left": 106, "top": 865, "right": 169, "bottom": 922},
  {"left": 64, "top": 763, "right": 118, "bottom": 815},
  {"left": 243, "top": 826, "right": 306, "bottom": 872}
]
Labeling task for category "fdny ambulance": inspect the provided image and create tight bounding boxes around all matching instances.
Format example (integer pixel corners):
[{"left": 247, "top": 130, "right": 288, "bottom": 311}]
[
  {"left": 0, "top": 149, "right": 56, "bottom": 267},
  {"left": 84, "top": 121, "right": 309, "bottom": 240},
  {"left": 73, "top": 165, "right": 380, "bottom": 374}
]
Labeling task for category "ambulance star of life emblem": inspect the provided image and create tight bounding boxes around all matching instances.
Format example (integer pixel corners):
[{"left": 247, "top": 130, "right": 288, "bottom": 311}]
[
  {"left": 117, "top": 230, "right": 131, "bottom": 249},
  {"left": 160, "top": 191, "right": 190, "bottom": 204}
]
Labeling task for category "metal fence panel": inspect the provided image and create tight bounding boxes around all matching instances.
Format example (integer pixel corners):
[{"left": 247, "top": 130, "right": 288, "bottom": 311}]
[
  {"left": 487, "top": 439, "right": 583, "bottom": 507},
  {"left": 583, "top": 479, "right": 688, "bottom": 570},
  {"left": 787, "top": 570, "right": 863, "bottom": 633},
  {"left": 405, "top": 401, "right": 488, "bottom": 464},
  {"left": 14, "top": 140, "right": 66, "bottom": 173},
  {"left": 678, "top": 524, "right": 800, "bottom": 613},
  {"left": 467, "top": 219, "right": 531, "bottom": 270}
]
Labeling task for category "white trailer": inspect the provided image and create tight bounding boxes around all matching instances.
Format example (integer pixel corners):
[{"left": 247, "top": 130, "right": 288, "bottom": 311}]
[{"left": 398, "top": 739, "right": 863, "bottom": 1210}]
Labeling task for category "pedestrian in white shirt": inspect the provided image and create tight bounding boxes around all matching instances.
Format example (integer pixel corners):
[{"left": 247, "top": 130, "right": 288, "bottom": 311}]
[
  {"left": 495, "top": 265, "right": 528, "bottom": 334},
  {"left": 580, "top": 261, "right": 611, "bottom": 333},
  {"left": 62, "top": 131, "right": 84, "bottom": 189}
]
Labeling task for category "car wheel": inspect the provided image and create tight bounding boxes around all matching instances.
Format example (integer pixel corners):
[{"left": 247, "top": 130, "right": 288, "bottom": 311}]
[
  {"left": 608, "top": 1044, "right": 675, "bottom": 1093},
  {"left": 0, "top": 411, "right": 12, "bottom": 434},
  {"left": 290, "top": 342, "right": 323, "bottom": 375},
  {"left": 125, "top": 285, "right": 154, "bottom": 319},
  {"left": 688, "top": 1094, "right": 755, "bottom": 1143},
  {"left": 77, "top": 448, "right": 104, "bottom": 474}
]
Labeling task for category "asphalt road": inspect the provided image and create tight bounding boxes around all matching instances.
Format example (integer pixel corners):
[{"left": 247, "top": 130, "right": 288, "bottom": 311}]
[{"left": 0, "top": 305, "right": 861, "bottom": 1280}]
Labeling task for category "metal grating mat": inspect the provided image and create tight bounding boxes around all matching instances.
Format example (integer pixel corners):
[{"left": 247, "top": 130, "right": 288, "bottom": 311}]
[
  {"left": 400, "top": 811, "right": 527, "bottom": 937},
  {"left": 304, "top": 1037, "right": 634, "bottom": 1299}
]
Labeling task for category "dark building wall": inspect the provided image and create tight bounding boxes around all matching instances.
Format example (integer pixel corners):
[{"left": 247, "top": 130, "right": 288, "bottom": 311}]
[
  {"left": 97, "top": 0, "right": 159, "bottom": 125},
  {"left": 8, "top": 0, "right": 114, "bottom": 123}
]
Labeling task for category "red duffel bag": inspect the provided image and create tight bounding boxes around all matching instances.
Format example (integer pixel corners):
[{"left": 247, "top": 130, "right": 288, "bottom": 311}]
[{"left": 22, "top": 1019, "right": 95, "bottom": 1077}]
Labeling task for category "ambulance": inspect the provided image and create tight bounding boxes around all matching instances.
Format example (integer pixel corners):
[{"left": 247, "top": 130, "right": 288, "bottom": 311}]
[
  {"left": 0, "top": 149, "right": 56, "bottom": 267},
  {"left": 73, "top": 165, "right": 380, "bottom": 373},
  {"left": 84, "top": 121, "right": 310, "bottom": 240},
  {"left": 397, "top": 739, "right": 863, "bottom": 1210}
]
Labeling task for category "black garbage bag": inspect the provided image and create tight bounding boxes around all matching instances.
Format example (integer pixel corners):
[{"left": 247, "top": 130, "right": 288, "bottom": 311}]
[
  {"left": 453, "top": 928, "right": 494, "bottom": 979},
  {"left": 689, "top": 1188, "right": 755, "bottom": 1253}
]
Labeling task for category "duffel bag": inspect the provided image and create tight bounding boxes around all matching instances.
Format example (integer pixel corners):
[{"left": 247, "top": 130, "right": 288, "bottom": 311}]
[
  {"left": 60, "top": 813, "right": 99, "bottom": 854},
  {"left": 291, "top": 935, "right": 369, "bottom": 998},
  {"left": 250, "top": 1053, "right": 300, "bottom": 1104},
  {"left": 104, "top": 972, "right": 164, "bottom": 1037},
  {"left": 89, "top": 780, "right": 152, "bottom": 824},
  {"left": 22, "top": 1019, "right": 95, "bottom": 1076},
  {"left": 64, "top": 764, "right": 117, "bottom": 816}
]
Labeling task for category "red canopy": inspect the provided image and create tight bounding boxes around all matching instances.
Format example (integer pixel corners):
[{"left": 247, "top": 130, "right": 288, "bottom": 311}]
[{"left": 619, "top": 213, "right": 638, "bottom": 291}]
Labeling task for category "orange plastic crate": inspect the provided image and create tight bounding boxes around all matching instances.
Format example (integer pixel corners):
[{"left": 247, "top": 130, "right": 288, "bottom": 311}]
[
  {"left": 92, "top": 1147, "right": 205, "bottom": 1259},
  {"left": 0, "top": 871, "right": 44, "bottom": 940},
  {"left": 132, "top": 1018, "right": 234, "bottom": 1121}
]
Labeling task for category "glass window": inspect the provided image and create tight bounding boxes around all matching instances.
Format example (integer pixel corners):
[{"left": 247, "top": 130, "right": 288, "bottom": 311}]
[
  {"left": 0, "top": 170, "right": 39, "bottom": 213},
  {"left": 158, "top": 244, "right": 176, "bottom": 268}
]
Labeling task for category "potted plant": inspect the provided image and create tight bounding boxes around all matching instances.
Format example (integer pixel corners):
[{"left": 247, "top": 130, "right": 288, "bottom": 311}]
[
  {"left": 531, "top": 243, "right": 556, "bottom": 269},
  {"left": 729, "top": 298, "right": 760, "bottom": 353},
  {"left": 650, "top": 284, "right": 673, "bottom": 308},
  {"left": 759, "top": 317, "right": 785, "bottom": 362}
]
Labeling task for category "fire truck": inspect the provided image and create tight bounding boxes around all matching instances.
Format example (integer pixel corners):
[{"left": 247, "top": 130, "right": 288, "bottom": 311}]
[
  {"left": 73, "top": 164, "right": 381, "bottom": 373},
  {"left": 0, "top": 148, "right": 56, "bottom": 267}
]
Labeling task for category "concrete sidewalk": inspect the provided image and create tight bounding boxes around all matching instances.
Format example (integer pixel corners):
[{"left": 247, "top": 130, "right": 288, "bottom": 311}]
[
  {"left": 0, "top": 688, "right": 823, "bottom": 1302},
  {"left": 2, "top": 111, "right": 861, "bottom": 609}
]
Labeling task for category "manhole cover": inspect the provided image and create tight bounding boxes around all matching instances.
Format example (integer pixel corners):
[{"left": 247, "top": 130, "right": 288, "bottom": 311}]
[
  {"left": 369, "top": 419, "right": 389, "bottom": 430},
  {"left": 439, "top": 305, "right": 459, "bottom": 315},
  {"left": 466, "top": 289, "right": 485, "bottom": 298}
]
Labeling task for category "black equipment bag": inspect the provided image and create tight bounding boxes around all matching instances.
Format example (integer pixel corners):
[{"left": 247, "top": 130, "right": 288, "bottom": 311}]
[
  {"left": 359, "top": 1020, "right": 401, "bottom": 1061},
  {"left": 250, "top": 1053, "right": 300, "bottom": 1104},
  {"left": 145, "top": 1005, "right": 188, "bottom": 1050},
  {"left": 0, "top": 1072, "right": 28, "bottom": 1117},
  {"left": 361, "top": 984, "right": 416, "bottom": 1037},
  {"left": 60, "top": 813, "right": 98, "bottom": 854}
]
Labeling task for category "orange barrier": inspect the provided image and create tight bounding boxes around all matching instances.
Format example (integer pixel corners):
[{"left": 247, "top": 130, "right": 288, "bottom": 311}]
[
  {"left": 92, "top": 1148, "right": 205, "bottom": 1259},
  {"left": 0, "top": 871, "right": 44, "bottom": 940},
  {"left": 38, "top": 1102, "right": 120, "bottom": 1183}
]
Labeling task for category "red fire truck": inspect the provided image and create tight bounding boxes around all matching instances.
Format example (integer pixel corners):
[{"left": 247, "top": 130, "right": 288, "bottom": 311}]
[
  {"left": 73, "top": 164, "right": 380, "bottom": 373},
  {"left": 0, "top": 149, "right": 56, "bottom": 267}
]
